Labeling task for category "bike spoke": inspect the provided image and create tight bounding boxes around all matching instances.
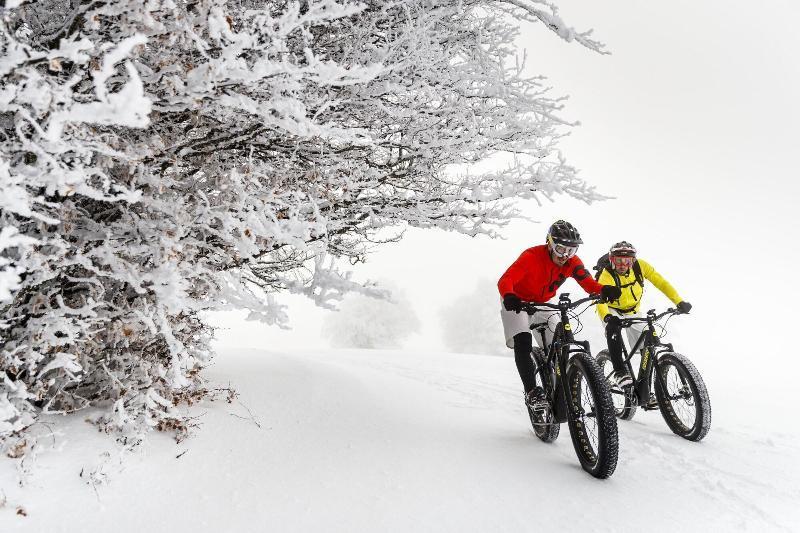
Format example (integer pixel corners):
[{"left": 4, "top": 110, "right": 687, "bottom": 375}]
[
  {"left": 663, "top": 364, "right": 696, "bottom": 430},
  {"left": 579, "top": 376, "right": 599, "bottom": 452},
  {"left": 599, "top": 357, "right": 627, "bottom": 414},
  {"left": 584, "top": 418, "right": 598, "bottom": 445}
]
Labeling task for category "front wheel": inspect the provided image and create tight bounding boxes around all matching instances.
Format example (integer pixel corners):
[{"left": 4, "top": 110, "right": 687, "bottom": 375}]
[
  {"left": 528, "top": 348, "right": 560, "bottom": 443},
  {"left": 654, "top": 352, "right": 711, "bottom": 441},
  {"left": 596, "top": 349, "right": 637, "bottom": 421},
  {"left": 565, "top": 352, "right": 619, "bottom": 479}
]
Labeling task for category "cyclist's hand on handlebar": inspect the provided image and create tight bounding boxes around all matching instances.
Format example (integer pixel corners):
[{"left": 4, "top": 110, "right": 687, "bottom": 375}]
[
  {"left": 503, "top": 293, "right": 523, "bottom": 313},
  {"left": 604, "top": 314, "right": 621, "bottom": 329},
  {"left": 600, "top": 285, "right": 621, "bottom": 302},
  {"left": 676, "top": 301, "right": 692, "bottom": 314}
]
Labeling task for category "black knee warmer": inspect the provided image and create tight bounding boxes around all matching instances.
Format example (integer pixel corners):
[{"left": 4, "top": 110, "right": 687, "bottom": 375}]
[
  {"left": 605, "top": 323, "right": 626, "bottom": 372},
  {"left": 512, "top": 332, "right": 536, "bottom": 392}
]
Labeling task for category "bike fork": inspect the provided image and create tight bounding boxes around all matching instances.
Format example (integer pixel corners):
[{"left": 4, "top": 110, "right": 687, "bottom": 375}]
[{"left": 553, "top": 353, "right": 569, "bottom": 423}]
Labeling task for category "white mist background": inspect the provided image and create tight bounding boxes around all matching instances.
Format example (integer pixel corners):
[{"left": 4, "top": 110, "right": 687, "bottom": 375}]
[{"left": 209, "top": 0, "right": 800, "bottom": 424}]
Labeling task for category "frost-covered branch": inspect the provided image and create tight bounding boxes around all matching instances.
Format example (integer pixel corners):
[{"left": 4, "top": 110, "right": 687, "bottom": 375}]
[{"left": 497, "top": 0, "right": 608, "bottom": 53}]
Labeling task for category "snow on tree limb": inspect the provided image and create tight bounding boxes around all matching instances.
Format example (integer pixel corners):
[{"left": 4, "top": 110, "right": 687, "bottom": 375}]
[{"left": 498, "top": 0, "right": 608, "bottom": 53}]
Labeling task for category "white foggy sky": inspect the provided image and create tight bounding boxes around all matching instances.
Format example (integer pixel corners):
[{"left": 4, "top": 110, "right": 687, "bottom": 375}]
[{"left": 211, "top": 0, "right": 800, "bottom": 373}]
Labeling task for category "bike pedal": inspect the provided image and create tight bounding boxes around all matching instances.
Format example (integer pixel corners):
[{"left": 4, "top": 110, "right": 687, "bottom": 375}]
[{"left": 531, "top": 403, "right": 549, "bottom": 415}]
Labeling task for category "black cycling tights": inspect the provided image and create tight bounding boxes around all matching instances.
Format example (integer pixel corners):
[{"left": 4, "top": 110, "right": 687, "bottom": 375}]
[
  {"left": 605, "top": 323, "right": 626, "bottom": 372},
  {"left": 513, "top": 332, "right": 536, "bottom": 393}
]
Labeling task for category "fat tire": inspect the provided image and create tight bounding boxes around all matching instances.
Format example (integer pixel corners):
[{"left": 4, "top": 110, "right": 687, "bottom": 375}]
[
  {"left": 528, "top": 348, "right": 560, "bottom": 443},
  {"left": 596, "top": 349, "right": 637, "bottom": 421},
  {"left": 565, "top": 352, "right": 619, "bottom": 479},
  {"left": 654, "top": 352, "right": 711, "bottom": 442}
]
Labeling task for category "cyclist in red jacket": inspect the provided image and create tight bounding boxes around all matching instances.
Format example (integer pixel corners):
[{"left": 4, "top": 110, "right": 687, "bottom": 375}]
[{"left": 498, "top": 220, "right": 620, "bottom": 410}]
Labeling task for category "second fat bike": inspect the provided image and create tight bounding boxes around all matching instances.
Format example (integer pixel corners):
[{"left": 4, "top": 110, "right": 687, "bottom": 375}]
[{"left": 596, "top": 308, "right": 711, "bottom": 441}]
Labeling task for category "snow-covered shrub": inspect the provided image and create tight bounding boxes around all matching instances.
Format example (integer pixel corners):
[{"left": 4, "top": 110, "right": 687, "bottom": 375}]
[
  {"left": 322, "top": 282, "right": 419, "bottom": 349},
  {"left": 0, "top": 0, "right": 604, "bottom": 452},
  {"left": 440, "top": 278, "right": 506, "bottom": 356}
]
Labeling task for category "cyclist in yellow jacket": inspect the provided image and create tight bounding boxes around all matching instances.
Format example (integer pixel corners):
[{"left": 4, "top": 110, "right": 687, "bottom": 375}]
[{"left": 597, "top": 241, "right": 692, "bottom": 388}]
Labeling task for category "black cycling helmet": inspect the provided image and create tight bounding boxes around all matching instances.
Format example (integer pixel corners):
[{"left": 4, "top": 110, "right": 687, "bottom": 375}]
[
  {"left": 609, "top": 241, "right": 637, "bottom": 257},
  {"left": 547, "top": 220, "right": 583, "bottom": 246}
]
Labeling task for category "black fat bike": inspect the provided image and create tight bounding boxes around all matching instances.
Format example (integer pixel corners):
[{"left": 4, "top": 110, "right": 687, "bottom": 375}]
[
  {"left": 520, "top": 294, "right": 619, "bottom": 479},
  {"left": 596, "top": 308, "right": 711, "bottom": 441}
]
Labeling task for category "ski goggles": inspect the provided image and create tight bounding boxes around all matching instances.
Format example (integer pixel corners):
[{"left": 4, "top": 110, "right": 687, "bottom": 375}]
[
  {"left": 610, "top": 256, "right": 634, "bottom": 268},
  {"left": 548, "top": 237, "right": 578, "bottom": 258}
]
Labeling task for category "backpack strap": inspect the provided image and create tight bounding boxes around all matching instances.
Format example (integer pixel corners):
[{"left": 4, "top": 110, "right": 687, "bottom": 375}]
[
  {"left": 604, "top": 267, "right": 621, "bottom": 288},
  {"left": 613, "top": 304, "right": 640, "bottom": 314},
  {"left": 632, "top": 260, "right": 644, "bottom": 286}
]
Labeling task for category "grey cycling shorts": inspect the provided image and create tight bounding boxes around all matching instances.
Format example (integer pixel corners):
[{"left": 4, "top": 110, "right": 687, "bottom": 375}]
[{"left": 499, "top": 300, "right": 559, "bottom": 349}]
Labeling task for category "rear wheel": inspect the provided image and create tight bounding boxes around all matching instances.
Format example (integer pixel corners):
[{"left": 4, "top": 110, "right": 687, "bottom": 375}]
[
  {"left": 566, "top": 352, "right": 619, "bottom": 479},
  {"left": 528, "top": 348, "right": 560, "bottom": 443},
  {"left": 654, "top": 352, "right": 711, "bottom": 441},
  {"left": 596, "top": 350, "right": 637, "bottom": 421}
]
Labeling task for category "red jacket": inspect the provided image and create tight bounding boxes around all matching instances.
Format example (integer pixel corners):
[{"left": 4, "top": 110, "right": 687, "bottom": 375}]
[{"left": 497, "top": 245, "right": 602, "bottom": 303}]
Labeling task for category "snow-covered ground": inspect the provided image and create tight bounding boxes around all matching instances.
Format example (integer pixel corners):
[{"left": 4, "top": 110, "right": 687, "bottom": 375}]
[{"left": 2, "top": 347, "right": 798, "bottom": 532}]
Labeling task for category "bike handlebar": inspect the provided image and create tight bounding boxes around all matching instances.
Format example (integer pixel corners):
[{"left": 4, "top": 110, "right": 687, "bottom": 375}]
[
  {"left": 518, "top": 293, "right": 602, "bottom": 315},
  {"left": 616, "top": 307, "right": 686, "bottom": 327}
]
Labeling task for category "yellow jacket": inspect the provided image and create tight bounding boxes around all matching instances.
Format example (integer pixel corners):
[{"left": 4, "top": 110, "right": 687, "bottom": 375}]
[{"left": 596, "top": 258, "right": 682, "bottom": 321}]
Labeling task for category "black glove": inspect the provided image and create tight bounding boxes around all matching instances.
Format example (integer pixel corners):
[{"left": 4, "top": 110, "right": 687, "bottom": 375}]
[
  {"left": 676, "top": 301, "right": 692, "bottom": 314},
  {"left": 600, "top": 285, "right": 621, "bottom": 302},
  {"left": 503, "top": 293, "right": 523, "bottom": 313}
]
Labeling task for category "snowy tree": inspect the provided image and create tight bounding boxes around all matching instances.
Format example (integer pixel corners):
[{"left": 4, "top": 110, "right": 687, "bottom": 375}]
[
  {"left": 440, "top": 278, "right": 506, "bottom": 356},
  {"left": 321, "top": 281, "right": 419, "bottom": 349},
  {"left": 0, "top": 0, "right": 605, "bottom": 453}
]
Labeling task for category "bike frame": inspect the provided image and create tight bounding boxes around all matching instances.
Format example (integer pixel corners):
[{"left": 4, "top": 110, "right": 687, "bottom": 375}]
[
  {"left": 616, "top": 308, "right": 681, "bottom": 409},
  {"left": 525, "top": 294, "right": 596, "bottom": 423}
]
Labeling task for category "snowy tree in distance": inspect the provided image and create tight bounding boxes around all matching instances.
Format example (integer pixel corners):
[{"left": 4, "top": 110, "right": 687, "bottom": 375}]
[
  {"left": 0, "top": 0, "right": 605, "bottom": 453},
  {"left": 322, "top": 282, "right": 420, "bottom": 349},
  {"left": 440, "top": 278, "right": 506, "bottom": 356}
]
